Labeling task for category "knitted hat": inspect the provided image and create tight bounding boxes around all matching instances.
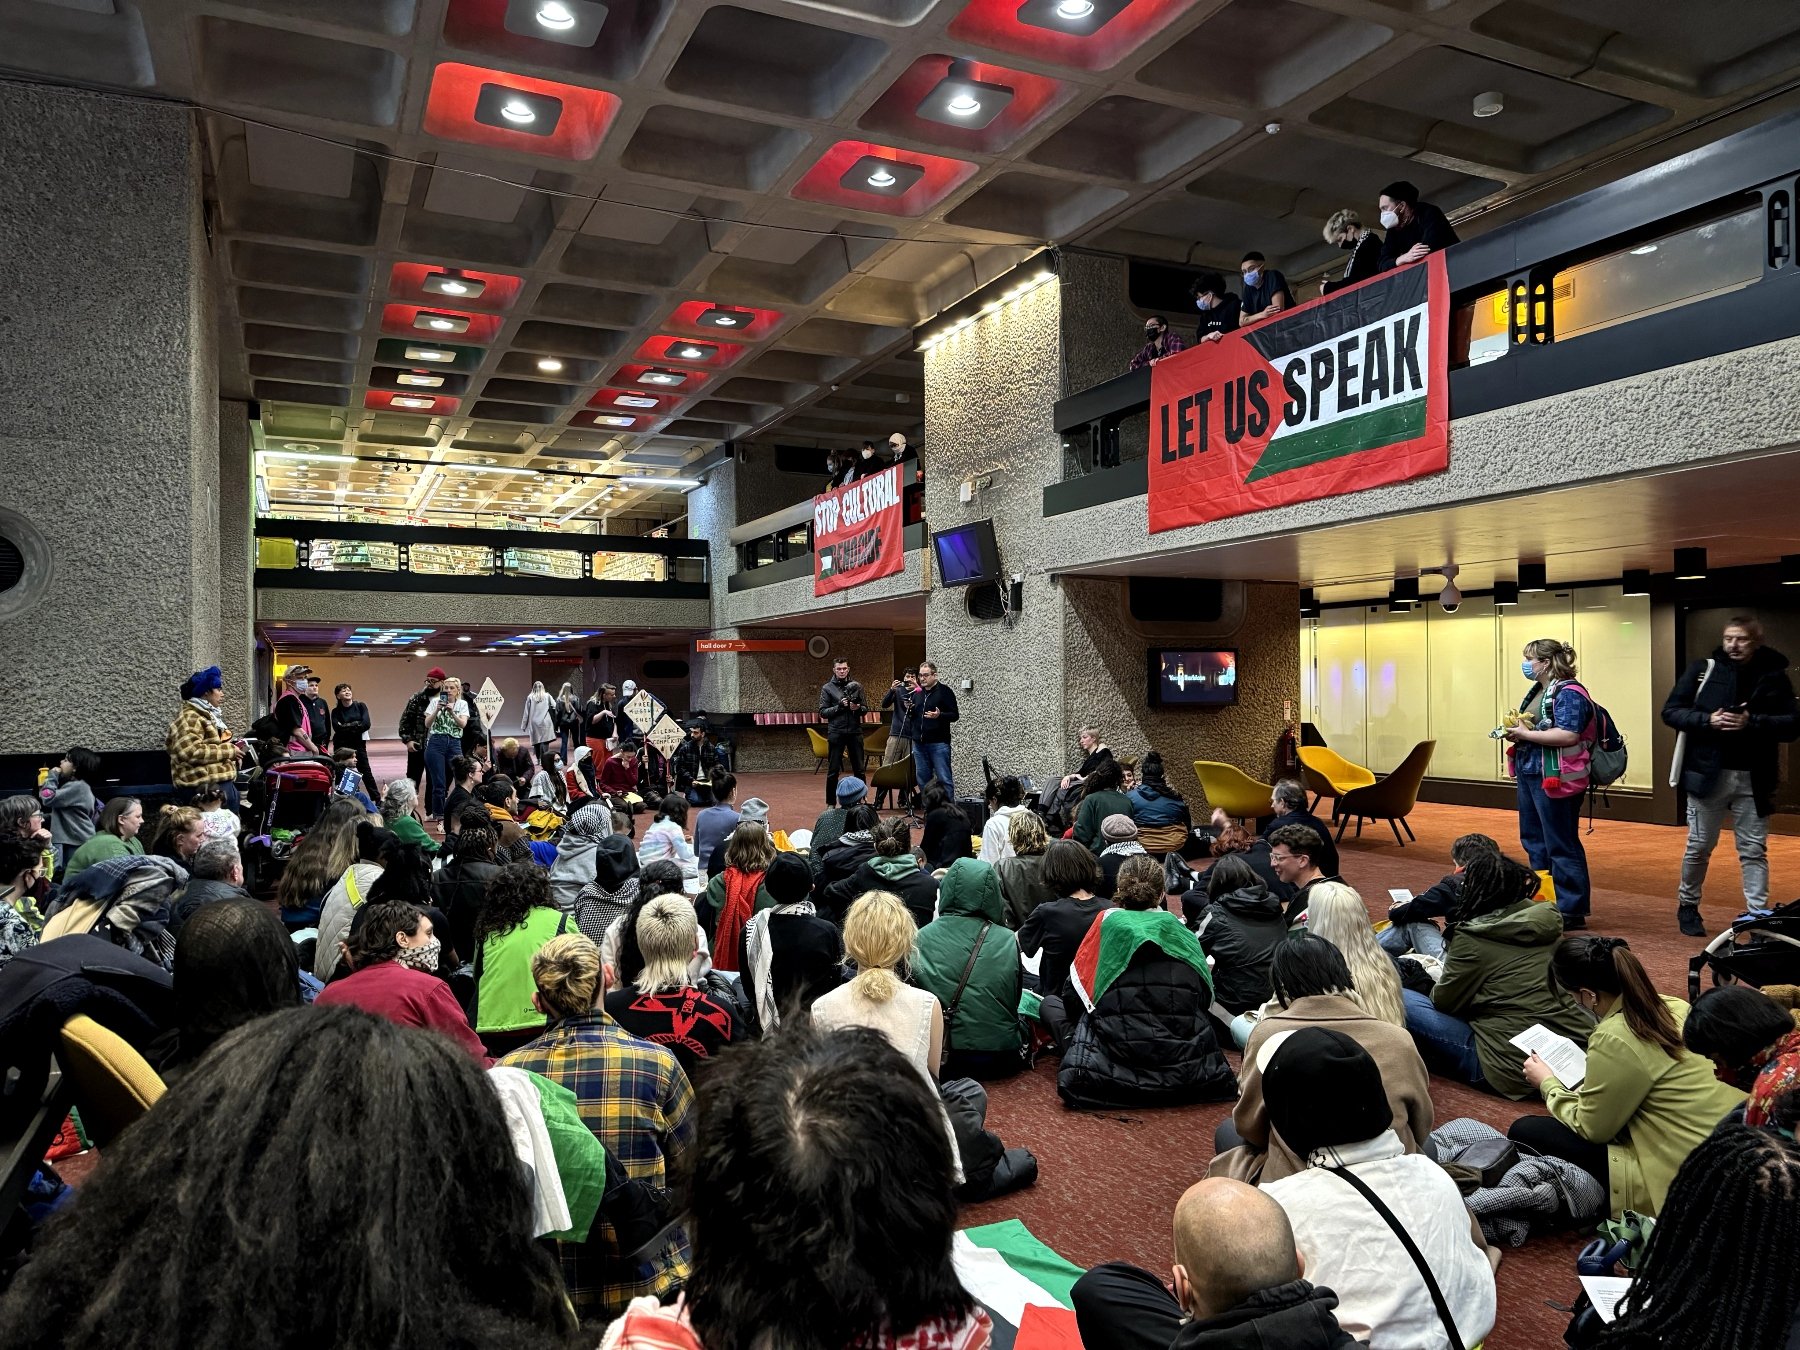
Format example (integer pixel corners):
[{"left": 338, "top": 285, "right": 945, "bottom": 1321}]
[
  {"left": 836, "top": 776, "right": 867, "bottom": 805},
  {"left": 182, "top": 666, "right": 223, "bottom": 699},
  {"left": 765, "top": 853, "right": 813, "bottom": 906},
  {"left": 1261, "top": 1027, "right": 1393, "bottom": 1158},
  {"left": 739, "top": 797, "right": 770, "bottom": 823},
  {"left": 425, "top": 667, "right": 447, "bottom": 681},
  {"left": 1100, "top": 813, "right": 1138, "bottom": 842}
]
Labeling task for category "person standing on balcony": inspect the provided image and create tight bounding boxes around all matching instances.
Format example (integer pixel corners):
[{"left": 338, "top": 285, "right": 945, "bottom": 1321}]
[
  {"left": 1189, "top": 271, "right": 1242, "bottom": 345},
  {"left": 819, "top": 660, "right": 869, "bottom": 809},
  {"left": 914, "top": 661, "right": 960, "bottom": 798},
  {"left": 851, "top": 440, "right": 886, "bottom": 480},
  {"left": 1237, "top": 252, "right": 1293, "bottom": 324},
  {"left": 1128, "top": 316, "right": 1185, "bottom": 371},
  {"left": 1321, "top": 208, "right": 1384, "bottom": 295},
  {"left": 1663, "top": 615, "right": 1799, "bottom": 936},
  {"left": 1377, "top": 180, "right": 1459, "bottom": 271}
]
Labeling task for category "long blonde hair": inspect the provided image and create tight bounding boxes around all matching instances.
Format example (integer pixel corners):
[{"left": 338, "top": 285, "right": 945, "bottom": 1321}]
[
  {"left": 1304, "top": 882, "right": 1406, "bottom": 1028},
  {"left": 841, "top": 890, "right": 917, "bottom": 1004}
]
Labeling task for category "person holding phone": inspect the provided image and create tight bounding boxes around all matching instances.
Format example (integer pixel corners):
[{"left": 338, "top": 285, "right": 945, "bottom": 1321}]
[{"left": 1662, "top": 615, "right": 1798, "bottom": 935}]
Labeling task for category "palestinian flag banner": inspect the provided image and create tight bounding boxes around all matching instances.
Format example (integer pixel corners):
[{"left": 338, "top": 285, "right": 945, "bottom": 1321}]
[
  {"left": 953, "top": 1221, "right": 1086, "bottom": 1350},
  {"left": 1148, "top": 253, "right": 1450, "bottom": 532}
]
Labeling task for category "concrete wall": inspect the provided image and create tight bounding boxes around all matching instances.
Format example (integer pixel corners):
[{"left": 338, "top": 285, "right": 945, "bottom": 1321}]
[
  {"left": 0, "top": 83, "right": 222, "bottom": 751},
  {"left": 1060, "top": 252, "right": 1151, "bottom": 471},
  {"left": 254, "top": 587, "right": 709, "bottom": 634},
  {"left": 217, "top": 400, "right": 255, "bottom": 730}
]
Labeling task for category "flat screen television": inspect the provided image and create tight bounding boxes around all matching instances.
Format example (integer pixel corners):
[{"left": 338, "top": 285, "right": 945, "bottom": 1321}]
[
  {"left": 932, "top": 519, "right": 1002, "bottom": 587},
  {"left": 1148, "top": 648, "right": 1238, "bottom": 707}
]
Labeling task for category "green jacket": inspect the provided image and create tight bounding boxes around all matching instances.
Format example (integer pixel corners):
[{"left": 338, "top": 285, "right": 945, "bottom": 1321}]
[
  {"left": 1541, "top": 996, "right": 1744, "bottom": 1218},
  {"left": 1074, "top": 790, "right": 1133, "bottom": 851},
  {"left": 388, "top": 813, "right": 441, "bottom": 857},
  {"left": 1431, "top": 899, "right": 1591, "bottom": 1099},
  {"left": 62, "top": 833, "right": 143, "bottom": 882},
  {"left": 702, "top": 868, "right": 775, "bottom": 931},
  {"left": 912, "top": 859, "right": 1023, "bottom": 1056}
]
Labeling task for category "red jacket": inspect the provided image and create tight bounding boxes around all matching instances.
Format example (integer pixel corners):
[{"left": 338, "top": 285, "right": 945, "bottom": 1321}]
[{"left": 315, "top": 960, "right": 491, "bottom": 1065}]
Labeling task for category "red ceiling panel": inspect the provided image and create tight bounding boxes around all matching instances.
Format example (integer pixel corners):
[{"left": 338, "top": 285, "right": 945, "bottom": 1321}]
[
  {"left": 422, "top": 61, "right": 622, "bottom": 160},
  {"left": 387, "top": 262, "right": 525, "bottom": 312},
  {"left": 380, "top": 303, "right": 506, "bottom": 344},
  {"left": 791, "top": 140, "right": 977, "bottom": 217},
  {"left": 632, "top": 335, "right": 746, "bottom": 368},
  {"left": 859, "top": 55, "right": 1068, "bottom": 153},
  {"left": 946, "top": 0, "right": 1205, "bottom": 72},
  {"left": 365, "top": 390, "right": 462, "bottom": 414},
  {"left": 663, "top": 300, "right": 784, "bottom": 340}
]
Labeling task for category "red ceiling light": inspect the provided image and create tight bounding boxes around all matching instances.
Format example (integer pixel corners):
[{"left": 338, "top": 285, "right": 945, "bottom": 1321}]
[
  {"left": 947, "top": 0, "right": 1203, "bottom": 71},
  {"left": 423, "top": 62, "right": 621, "bottom": 160},
  {"left": 632, "top": 336, "right": 743, "bottom": 368},
  {"left": 792, "top": 140, "right": 977, "bottom": 217},
  {"left": 861, "top": 56, "right": 1065, "bottom": 152},
  {"left": 382, "top": 304, "right": 504, "bottom": 344},
  {"left": 367, "top": 391, "right": 461, "bottom": 414},
  {"left": 389, "top": 263, "right": 523, "bottom": 312}
]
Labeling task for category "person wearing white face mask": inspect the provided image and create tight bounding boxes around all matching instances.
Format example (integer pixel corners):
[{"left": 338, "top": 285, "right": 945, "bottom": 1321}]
[
  {"left": 1377, "top": 179, "right": 1459, "bottom": 271},
  {"left": 1237, "top": 251, "right": 1293, "bottom": 323},
  {"left": 1187, "top": 271, "right": 1242, "bottom": 345},
  {"left": 850, "top": 438, "right": 885, "bottom": 481},
  {"left": 275, "top": 665, "right": 323, "bottom": 756}
]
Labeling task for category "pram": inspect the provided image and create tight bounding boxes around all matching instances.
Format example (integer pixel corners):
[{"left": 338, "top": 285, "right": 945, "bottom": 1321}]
[
  {"left": 1688, "top": 898, "right": 1800, "bottom": 1001},
  {"left": 246, "top": 756, "right": 337, "bottom": 834}
]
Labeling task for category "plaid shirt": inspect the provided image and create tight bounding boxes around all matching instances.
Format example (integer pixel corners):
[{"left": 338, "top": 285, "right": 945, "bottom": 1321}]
[
  {"left": 501, "top": 1010, "right": 696, "bottom": 1318},
  {"left": 1128, "top": 332, "right": 1186, "bottom": 370}
]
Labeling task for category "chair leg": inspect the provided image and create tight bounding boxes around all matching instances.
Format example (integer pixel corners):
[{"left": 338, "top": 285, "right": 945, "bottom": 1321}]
[
  {"left": 1401, "top": 816, "right": 1416, "bottom": 842},
  {"left": 1335, "top": 816, "right": 1349, "bottom": 842},
  {"left": 813, "top": 760, "right": 823, "bottom": 775},
  {"left": 1390, "top": 818, "right": 1405, "bottom": 847},
  {"left": 1309, "top": 793, "right": 1321, "bottom": 813},
  {"left": 1355, "top": 817, "right": 1364, "bottom": 838}
]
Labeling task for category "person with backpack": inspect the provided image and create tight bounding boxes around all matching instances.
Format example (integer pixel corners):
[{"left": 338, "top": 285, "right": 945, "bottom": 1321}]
[
  {"left": 1661, "top": 614, "right": 1799, "bottom": 936},
  {"left": 1504, "top": 638, "right": 1596, "bottom": 929}
]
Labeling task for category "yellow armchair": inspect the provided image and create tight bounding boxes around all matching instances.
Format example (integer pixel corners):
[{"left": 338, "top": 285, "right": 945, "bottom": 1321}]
[
  {"left": 1297, "top": 745, "right": 1377, "bottom": 818},
  {"left": 57, "top": 1014, "right": 166, "bottom": 1147},
  {"left": 805, "top": 727, "right": 830, "bottom": 774},
  {"left": 1194, "top": 760, "right": 1275, "bottom": 822}
]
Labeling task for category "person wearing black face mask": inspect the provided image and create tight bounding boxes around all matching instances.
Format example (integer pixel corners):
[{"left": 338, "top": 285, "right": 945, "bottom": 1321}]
[
  {"left": 1128, "top": 315, "right": 1185, "bottom": 372},
  {"left": 1320, "top": 208, "right": 1384, "bottom": 296},
  {"left": 1189, "top": 272, "right": 1242, "bottom": 345}
]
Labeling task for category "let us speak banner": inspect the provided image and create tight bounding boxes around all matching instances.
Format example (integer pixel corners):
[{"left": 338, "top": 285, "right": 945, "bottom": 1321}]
[
  {"left": 814, "top": 464, "right": 905, "bottom": 596},
  {"left": 1148, "top": 253, "right": 1450, "bottom": 532}
]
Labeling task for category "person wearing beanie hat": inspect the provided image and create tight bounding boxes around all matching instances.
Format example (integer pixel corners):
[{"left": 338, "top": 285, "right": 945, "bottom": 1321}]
[
  {"left": 1260, "top": 1029, "right": 1496, "bottom": 1350},
  {"left": 168, "top": 664, "right": 244, "bottom": 806},
  {"left": 1095, "top": 814, "right": 1145, "bottom": 900},
  {"left": 806, "top": 775, "right": 867, "bottom": 872},
  {"left": 741, "top": 852, "right": 843, "bottom": 1034},
  {"left": 398, "top": 667, "right": 448, "bottom": 792}
]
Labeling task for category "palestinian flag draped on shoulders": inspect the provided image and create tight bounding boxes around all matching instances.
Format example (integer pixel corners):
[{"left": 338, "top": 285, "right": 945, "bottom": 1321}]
[{"left": 1068, "top": 908, "right": 1211, "bottom": 1013}]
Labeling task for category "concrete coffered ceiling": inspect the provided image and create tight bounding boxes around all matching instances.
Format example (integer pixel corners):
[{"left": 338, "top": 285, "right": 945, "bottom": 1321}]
[{"left": 7, "top": 0, "right": 1800, "bottom": 522}]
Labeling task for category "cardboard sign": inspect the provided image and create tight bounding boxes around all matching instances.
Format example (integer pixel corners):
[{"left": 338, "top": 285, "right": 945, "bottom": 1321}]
[
  {"left": 695, "top": 638, "right": 807, "bottom": 652},
  {"left": 1148, "top": 253, "right": 1450, "bottom": 532},
  {"left": 473, "top": 677, "right": 506, "bottom": 729},
  {"left": 644, "top": 714, "right": 686, "bottom": 762},
  {"left": 813, "top": 464, "right": 905, "bottom": 596},
  {"left": 623, "top": 688, "right": 660, "bottom": 731}
]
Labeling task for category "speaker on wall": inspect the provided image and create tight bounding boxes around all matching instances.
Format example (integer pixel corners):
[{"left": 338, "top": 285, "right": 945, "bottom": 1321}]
[{"left": 1128, "top": 577, "right": 1224, "bottom": 623}]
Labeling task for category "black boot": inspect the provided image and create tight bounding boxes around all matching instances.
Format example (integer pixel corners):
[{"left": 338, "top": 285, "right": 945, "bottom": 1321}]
[{"left": 1677, "top": 905, "right": 1707, "bottom": 938}]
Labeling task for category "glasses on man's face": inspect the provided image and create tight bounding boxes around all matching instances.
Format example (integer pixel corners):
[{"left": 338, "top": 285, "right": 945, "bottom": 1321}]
[{"left": 1270, "top": 851, "right": 1293, "bottom": 867}]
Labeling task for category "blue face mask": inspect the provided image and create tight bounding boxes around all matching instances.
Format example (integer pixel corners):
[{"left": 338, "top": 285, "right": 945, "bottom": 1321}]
[
  {"left": 1521, "top": 659, "right": 1537, "bottom": 681},
  {"left": 1243, "top": 269, "right": 1262, "bottom": 287},
  {"left": 1195, "top": 296, "right": 1212, "bottom": 311}
]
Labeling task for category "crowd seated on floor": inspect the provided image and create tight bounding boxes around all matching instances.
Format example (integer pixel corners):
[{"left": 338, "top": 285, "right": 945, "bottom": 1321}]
[{"left": 5, "top": 683, "right": 1800, "bottom": 1350}]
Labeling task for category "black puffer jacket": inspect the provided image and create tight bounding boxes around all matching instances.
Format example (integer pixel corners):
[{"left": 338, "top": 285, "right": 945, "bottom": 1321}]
[
  {"left": 1057, "top": 946, "right": 1236, "bottom": 1109},
  {"left": 1661, "top": 644, "right": 1799, "bottom": 815},
  {"left": 1193, "top": 882, "right": 1286, "bottom": 1015}
]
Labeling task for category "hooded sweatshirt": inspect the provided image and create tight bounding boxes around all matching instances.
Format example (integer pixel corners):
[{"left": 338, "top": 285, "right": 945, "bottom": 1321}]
[
  {"left": 912, "top": 859, "right": 1023, "bottom": 1056},
  {"left": 1431, "top": 899, "right": 1592, "bottom": 1098},
  {"left": 822, "top": 851, "right": 939, "bottom": 929},
  {"left": 1194, "top": 880, "right": 1287, "bottom": 1015},
  {"left": 573, "top": 834, "right": 640, "bottom": 945},
  {"left": 1174, "top": 1280, "right": 1363, "bottom": 1350}
]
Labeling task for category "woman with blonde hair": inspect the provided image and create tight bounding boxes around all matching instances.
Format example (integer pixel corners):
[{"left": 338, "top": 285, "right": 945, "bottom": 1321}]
[
  {"left": 145, "top": 805, "right": 205, "bottom": 863},
  {"left": 1320, "top": 207, "right": 1382, "bottom": 295},
  {"left": 1304, "top": 881, "right": 1406, "bottom": 1028},
  {"left": 421, "top": 675, "right": 469, "bottom": 819},
  {"left": 996, "top": 809, "right": 1054, "bottom": 928},
  {"left": 812, "top": 890, "right": 943, "bottom": 1081},
  {"left": 703, "top": 819, "right": 777, "bottom": 971},
  {"left": 1505, "top": 636, "right": 1595, "bottom": 927}
]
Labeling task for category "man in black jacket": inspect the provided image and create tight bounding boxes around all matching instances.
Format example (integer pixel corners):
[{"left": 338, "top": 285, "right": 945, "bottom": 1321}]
[
  {"left": 818, "top": 659, "right": 867, "bottom": 807},
  {"left": 1377, "top": 179, "right": 1459, "bottom": 270},
  {"left": 913, "top": 659, "right": 960, "bottom": 797},
  {"left": 1663, "top": 615, "right": 1799, "bottom": 934},
  {"left": 1073, "top": 1177, "right": 1361, "bottom": 1350}
]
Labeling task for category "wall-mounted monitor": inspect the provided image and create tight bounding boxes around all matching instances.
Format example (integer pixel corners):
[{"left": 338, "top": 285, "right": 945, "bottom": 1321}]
[
  {"left": 932, "top": 519, "right": 1002, "bottom": 588},
  {"left": 1148, "top": 648, "right": 1238, "bottom": 707}
]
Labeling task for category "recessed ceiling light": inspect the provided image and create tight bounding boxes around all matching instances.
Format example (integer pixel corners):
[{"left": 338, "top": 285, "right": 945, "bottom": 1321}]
[
  {"left": 474, "top": 84, "right": 563, "bottom": 137},
  {"left": 393, "top": 396, "right": 435, "bottom": 409},
  {"left": 422, "top": 269, "right": 486, "bottom": 299},
  {"left": 259, "top": 449, "right": 357, "bottom": 463},
  {"left": 396, "top": 371, "right": 445, "bottom": 387},
  {"left": 614, "top": 394, "right": 659, "bottom": 409},
  {"left": 1015, "top": 0, "right": 1128, "bottom": 34},
  {"left": 668, "top": 341, "right": 717, "bottom": 362},
  {"left": 404, "top": 346, "right": 457, "bottom": 363},
  {"left": 457, "top": 634, "right": 473, "bottom": 642},
  {"left": 696, "top": 306, "right": 752, "bottom": 330},
  {"left": 1472, "top": 90, "right": 1505, "bottom": 118},
  {"left": 416, "top": 311, "right": 469, "bottom": 334},
  {"left": 918, "top": 60, "right": 1014, "bottom": 130},
  {"left": 503, "top": 0, "right": 607, "bottom": 47},
  {"left": 639, "top": 369, "right": 685, "bottom": 386},
  {"left": 1631, "top": 244, "right": 1658, "bottom": 256},
  {"left": 839, "top": 155, "right": 926, "bottom": 198},
  {"left": 593, "top": 414, "right": 636, "bottom": 428},
  {"left": 416, "top": 648, "right": 429, "bottom": 657},
  {"left": 536, "top": 357, "right": 565, "bottom": 373}
]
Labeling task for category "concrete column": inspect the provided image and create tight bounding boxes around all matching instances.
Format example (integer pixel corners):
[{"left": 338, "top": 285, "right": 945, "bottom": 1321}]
[
  {"left": 217, "top": 400, "right": 255, "bottom": 731},
  {"left": 0, "top": 81, "right": 221, "bottom": 750}
]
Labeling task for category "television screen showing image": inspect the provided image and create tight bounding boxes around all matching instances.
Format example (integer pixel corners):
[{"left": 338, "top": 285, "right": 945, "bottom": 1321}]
[
  {"left": 932, "top": 519, "right": 1002, "bottom": 587},
  {"left": 1149, "top": 649, "right": 1238, "bottom": 706}
]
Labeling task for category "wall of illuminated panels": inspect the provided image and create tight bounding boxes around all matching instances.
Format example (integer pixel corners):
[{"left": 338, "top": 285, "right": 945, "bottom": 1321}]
[{"left": 1299, "top": 584, "right": 1653, "bottom": 789}]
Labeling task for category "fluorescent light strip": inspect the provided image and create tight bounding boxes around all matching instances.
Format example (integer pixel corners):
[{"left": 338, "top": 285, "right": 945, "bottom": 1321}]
[
  {"left": 618, "top": 475, "right": 701, "bottom": 489},
  {"left": 259, "top": 449, "right": 356, "bottom": 463}
]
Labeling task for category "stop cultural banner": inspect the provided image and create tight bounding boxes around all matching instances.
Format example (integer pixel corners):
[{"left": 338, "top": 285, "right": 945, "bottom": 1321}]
[
  {"left": 1148, "top": 252, "right": 1450, "bottom": 532},
  {"left": 813, "top": 463, "right": 905, "bottom": 597}
]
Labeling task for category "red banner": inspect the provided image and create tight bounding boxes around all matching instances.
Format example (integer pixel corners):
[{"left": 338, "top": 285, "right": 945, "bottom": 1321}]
[
  {"left": 813, "top": 464, "right": 905, "bottom": 596},
  {"left": 1148, "top": 253, "right": 1450, "bottom": 532}
]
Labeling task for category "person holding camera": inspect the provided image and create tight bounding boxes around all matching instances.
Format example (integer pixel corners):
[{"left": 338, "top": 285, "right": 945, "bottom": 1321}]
[
  {"left": 1662, "top": 615, "right": 1798, "bottom": 935},
  {"left": 819, "top": 660, "right": 868, "bottom": 808}
]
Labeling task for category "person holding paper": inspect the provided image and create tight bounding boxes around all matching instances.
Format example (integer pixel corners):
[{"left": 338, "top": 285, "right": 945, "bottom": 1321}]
[
  {"left": 1402, "top": 852, "right": 1591, "bottom": 1098},
  {"left": 1508, "top": 936, "right": 1744, "bottom": 1217}
]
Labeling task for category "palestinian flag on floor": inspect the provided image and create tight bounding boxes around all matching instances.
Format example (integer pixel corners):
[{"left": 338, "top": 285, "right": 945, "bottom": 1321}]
[
  {"left": 954, "top": 1220, "right": 1086, "bottom": 1350},
  {"left": 1148, "top": 252, "right": 1450, "bottom": 531}
]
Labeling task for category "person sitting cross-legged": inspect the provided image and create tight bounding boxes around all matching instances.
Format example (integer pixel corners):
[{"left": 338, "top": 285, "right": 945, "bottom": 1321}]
[
  {"left": 603, "top": 895, "right": 743, "bottom": 1076},
  {"left": 1072, "top": 1176, "right": 1363, "bottom": 1350}
]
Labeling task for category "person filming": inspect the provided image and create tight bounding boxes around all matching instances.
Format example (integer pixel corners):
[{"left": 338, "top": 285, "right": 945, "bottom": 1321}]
[{"left": 818, "top": 659, "right": 868, "bottom": 809}]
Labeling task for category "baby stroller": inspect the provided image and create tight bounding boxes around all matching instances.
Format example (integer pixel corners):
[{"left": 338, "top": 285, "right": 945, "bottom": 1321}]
[
  {"left": 1688, "top": 898, "right": 1800, "bottom": 1001},
  {"left": 246, "top": 756, "right": 336, "bottom": 835}
]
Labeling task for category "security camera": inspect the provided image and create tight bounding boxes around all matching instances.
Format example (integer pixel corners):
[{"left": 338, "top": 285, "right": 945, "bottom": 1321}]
[{"left": 1436, "top": 563, "right": 1461, "bottom": 613}]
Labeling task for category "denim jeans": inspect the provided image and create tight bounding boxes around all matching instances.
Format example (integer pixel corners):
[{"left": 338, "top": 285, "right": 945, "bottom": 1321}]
[
  {"left": 915, "top": 740, "right": 953, "bottom": 797},
  {"left": 1379, "top": 920, "right": 1446, "bottom": 959},
  {"left": 1402, "top": 987, "right": 1487, "bottom": 1087},
  {"left": 424, "top": 732, "right": 460, "bottom": 816},
  {"left": 1679, "top": 768, "right": 1769, "bottom": 911},
  {"left": 1516, "top": 772, "right": 1590, "bottom": 917}
]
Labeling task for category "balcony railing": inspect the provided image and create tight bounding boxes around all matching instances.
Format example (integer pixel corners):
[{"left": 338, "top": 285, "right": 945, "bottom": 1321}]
[
  {"left": 1047, "top": 109, "right": 1800, "bottom": 517},
  {"left": 255, "top": 518, "right": 709, "bottom": 597}
]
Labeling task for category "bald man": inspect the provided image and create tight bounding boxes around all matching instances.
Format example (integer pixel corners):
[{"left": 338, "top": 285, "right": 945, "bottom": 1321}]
[{"left": 1071, "top": 1177, "right": 1362, "bottom": 1350}]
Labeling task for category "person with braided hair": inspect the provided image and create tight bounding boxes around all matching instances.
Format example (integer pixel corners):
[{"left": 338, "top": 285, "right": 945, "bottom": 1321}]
[
  {"left": 1403, "top": 851, "right": 1591, "bottom": 1098},
  {"left": 1508, "top": 935, "right": 1744, "bottom": 1216},
  {"left": 1593, "top": 1124, "right": 1800, "bottom": 1350}
]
